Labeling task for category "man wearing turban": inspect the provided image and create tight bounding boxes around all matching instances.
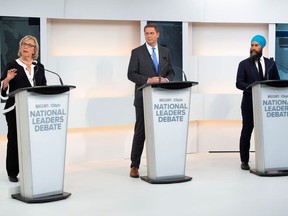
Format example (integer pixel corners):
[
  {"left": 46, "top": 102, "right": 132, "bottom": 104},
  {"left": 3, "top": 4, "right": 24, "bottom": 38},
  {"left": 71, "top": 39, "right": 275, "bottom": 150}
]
[{"left": 236, "top": 35, "right": 279, "bottom": 170}]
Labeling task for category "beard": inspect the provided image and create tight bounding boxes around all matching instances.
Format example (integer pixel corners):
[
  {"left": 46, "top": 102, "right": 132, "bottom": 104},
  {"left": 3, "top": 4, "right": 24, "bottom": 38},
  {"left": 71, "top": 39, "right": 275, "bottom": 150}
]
[{"left": 250, "top": 49, "right": 263, "bottom": 61}]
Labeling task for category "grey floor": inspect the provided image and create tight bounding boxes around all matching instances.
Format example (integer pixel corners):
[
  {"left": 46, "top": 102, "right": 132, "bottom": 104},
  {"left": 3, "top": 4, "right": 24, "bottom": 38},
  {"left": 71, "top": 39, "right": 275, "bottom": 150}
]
[{"left": 0, "top": 153, "right": 288, "bottom": 216}]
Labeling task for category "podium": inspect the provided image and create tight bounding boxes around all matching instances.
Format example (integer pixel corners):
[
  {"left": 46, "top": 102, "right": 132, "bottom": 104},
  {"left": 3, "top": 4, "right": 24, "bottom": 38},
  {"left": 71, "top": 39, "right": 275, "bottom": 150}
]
[
  {"left": 9, "top": 85, "right": 75, "bottom": 203},
  {"left": 138, "top": 81, "right": 198, "bottom": 184},
  {"left": 249, "top": 80, "right": 288, "bottom": 176}
]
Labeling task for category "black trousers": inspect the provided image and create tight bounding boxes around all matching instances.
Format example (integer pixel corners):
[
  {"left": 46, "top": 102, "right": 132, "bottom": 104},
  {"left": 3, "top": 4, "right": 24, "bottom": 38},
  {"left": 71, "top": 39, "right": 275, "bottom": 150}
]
[
  {"left": 5, "top": 109, "right": 19, "bottom": 177},
  {"left": 239, "top": 95, "right": 254, "bottom": 163},
  {"left": 130, "top": 105, "right": 145, "bottom": 168}
]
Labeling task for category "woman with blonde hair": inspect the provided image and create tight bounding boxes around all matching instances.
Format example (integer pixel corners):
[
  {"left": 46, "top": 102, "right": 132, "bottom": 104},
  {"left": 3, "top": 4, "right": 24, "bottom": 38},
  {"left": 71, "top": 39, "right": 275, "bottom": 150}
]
[{"left": 1, "top": 35, "right": 47, "bottom": 182}]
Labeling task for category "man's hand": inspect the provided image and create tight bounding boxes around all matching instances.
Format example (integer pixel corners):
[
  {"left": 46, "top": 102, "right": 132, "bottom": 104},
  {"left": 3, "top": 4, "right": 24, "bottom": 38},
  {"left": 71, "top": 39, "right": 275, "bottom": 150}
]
[{"left": 147, "top": 76, "right": 169, "bottom": 83}]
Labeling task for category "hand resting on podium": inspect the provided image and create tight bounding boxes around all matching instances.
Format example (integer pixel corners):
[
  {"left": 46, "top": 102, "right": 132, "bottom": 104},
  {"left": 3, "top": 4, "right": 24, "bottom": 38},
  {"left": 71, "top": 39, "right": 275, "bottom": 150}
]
[{"left": 147, "top": 76, "right": 169, "bottom": 83}]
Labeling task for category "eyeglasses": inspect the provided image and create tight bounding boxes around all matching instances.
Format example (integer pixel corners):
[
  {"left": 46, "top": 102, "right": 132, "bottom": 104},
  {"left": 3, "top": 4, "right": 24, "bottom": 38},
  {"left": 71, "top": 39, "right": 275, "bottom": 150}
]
[{"left": 21, "top": 42, "right": 35, "bottom": 48}]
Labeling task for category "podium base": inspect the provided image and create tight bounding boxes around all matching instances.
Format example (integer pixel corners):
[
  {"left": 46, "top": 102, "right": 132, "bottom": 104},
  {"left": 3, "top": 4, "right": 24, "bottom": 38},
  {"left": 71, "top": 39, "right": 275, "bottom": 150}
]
[
  {"left": 11, "top": 192, "right": 71, "bottom": 203},
  {"left": 140, "top": 176, "right": 192, "bottom": 184},
  {"left": 250, "top": 169, "right": 288, "bottom": 177}
]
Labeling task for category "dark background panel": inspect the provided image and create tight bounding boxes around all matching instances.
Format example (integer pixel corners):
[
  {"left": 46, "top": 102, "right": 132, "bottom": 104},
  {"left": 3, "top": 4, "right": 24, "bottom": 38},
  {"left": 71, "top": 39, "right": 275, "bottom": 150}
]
[
  {"left": 0, "top": 16, "right": 40, "bottom": 75},
  {"left": 0, "top": 16, "right": 40, "bottom": 103},
  {"left": 148, "top": 21, "right": 183, "bottom": 81},
  {"left": 275, "top": 24, "right": 288, "bottom": 80}
]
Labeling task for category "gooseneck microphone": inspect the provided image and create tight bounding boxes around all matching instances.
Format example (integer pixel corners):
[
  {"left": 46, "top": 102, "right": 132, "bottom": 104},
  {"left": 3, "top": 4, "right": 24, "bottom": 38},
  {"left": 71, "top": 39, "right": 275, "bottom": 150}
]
[
  {"left": 266, "top": 57, "right": 288, "bottom": 80},
  {"left": 158, "top": 57, "right": 168, "bottom": 82},
  {"left": 32, "top": 62, "right": 63, "bottom": 85},
  {"left": 172, "top": 65, "right": 188, "bottom": 81},
  {"left": 181, "top": 69, "right": 188, "bottom": 81},
  {"left": 264, "top": 57, "right": 277, "bottom": 80},
  {"left": 32, "top": 62, "right": 40, "bottom": 86},
  {"left": 269, "top": 57, "right": 288, "bottom": 71}
]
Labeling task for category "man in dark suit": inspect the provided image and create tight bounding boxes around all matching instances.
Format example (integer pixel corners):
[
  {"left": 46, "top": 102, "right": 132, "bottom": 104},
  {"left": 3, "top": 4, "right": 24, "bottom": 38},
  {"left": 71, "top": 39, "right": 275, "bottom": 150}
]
[
  {"left": 236, "top": 35, "right": 279, "bottom": 170},
  {"left": 127, "top": 23, "right": 175, "bottom": 178}
]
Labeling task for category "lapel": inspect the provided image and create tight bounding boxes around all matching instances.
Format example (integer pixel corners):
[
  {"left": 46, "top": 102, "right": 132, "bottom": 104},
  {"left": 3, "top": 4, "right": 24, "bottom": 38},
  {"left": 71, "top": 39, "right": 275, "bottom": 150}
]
[
  {"left": 141, "top": 44, "right": 157, "bottom": 73},
  {"left": 249, "top": 58, "right": 262, "bottom": 80},
  {"left": 15, "top": 60, "right": 33, "bottom": 87},
  {"left": 158, "top": 47, "right": 164, "bottom": 75},
  {"left": 263, "top": 58, "right": 268, "bottom": 79}
]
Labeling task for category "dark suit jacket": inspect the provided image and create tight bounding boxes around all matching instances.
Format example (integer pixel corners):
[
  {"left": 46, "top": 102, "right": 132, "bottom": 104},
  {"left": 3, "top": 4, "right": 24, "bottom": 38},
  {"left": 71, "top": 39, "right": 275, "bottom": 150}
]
[
  {"left": 236, "top": 57, "right": 279, "bottom": 109},
  {"left": 1, "top": 60, "right": 47, "bottom": 112},
  {"left": 127, "top": 43, "right": 175, "bottom": 106}
]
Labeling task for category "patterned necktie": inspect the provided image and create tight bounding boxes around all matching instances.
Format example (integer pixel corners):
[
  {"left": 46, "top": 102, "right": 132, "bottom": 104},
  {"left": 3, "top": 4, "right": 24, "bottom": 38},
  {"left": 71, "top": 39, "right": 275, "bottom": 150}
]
[
  {"left": 152, "top": 47, "right": 158, "bottom": 73},
  {"left": 258, "top": 60, "right": 264, "bottom": 80}
]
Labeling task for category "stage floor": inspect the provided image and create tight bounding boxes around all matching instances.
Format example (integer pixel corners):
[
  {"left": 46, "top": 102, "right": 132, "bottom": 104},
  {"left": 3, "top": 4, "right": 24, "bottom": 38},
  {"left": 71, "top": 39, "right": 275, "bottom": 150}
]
[{"left": 0, "top": 153, "right": 288, "bottom": 216}]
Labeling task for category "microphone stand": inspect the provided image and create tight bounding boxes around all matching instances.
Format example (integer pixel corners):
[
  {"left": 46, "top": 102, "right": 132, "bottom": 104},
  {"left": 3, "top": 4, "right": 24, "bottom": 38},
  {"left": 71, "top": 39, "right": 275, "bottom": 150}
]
[
  {"left": 32, "top": 62, "right": 63, "bottom": 85},
  {"left": 44, "top": 69, "right": 64, "bottom": 85}
]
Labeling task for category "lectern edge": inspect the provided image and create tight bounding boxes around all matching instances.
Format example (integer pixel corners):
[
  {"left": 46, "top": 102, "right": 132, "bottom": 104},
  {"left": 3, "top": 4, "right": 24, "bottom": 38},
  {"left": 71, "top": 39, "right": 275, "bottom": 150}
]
[
  {"left": 9, "top": 85, "right": 76, "bottom": 97},
  {"left": 247, "top": 80, "right": 288, "bottom": 89},
  {"left": 138, "top": 81, "right": 198, "bottom": 91}
]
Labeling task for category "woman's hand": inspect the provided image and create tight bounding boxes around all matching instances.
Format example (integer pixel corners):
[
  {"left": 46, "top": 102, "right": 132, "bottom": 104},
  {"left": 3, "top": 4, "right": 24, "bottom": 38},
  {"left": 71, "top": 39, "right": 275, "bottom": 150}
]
[
  {"left": 2, "top": 68, "right": 17, "bottom": 90},
  {"left": 6, "top": 68, "right": 17, "bottom": 81}
]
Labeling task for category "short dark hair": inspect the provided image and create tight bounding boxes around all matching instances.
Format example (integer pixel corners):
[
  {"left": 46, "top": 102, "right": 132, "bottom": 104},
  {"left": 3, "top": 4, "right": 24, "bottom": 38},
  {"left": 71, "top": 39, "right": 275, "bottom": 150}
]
[{"left": 144, "top": 23, "right": 159, "bottom": 33}]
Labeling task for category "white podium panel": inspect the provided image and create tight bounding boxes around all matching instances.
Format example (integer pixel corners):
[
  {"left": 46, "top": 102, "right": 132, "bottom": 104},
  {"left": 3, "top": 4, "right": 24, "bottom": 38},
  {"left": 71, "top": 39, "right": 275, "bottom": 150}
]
[
  {"left": 251, "top": 81, "right": 288, "bottom": 176},
  {"left": 10, "top": 85, "right": 74, "bottom": 203},
  {"left": 17, "top": 92, "right": 69, "bottom": 198},
  {"left": 140, "top": 81, "right": 197, "bottom": 184}
]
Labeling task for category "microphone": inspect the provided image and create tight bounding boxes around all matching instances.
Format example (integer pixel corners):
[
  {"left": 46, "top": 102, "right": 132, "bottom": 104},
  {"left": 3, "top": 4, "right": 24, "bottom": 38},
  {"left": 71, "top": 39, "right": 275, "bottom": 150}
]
[
  {"left": 172, "top": 65, "right": 188, "bottom": 81},
  {"left": 265, "top": 57, "right": 276, "bottom": 80},
  {"left": 32, "top": 62, "right": 63, "bottom": 85},
  {"left": 32, "top": 61, "right": 40, "bottom": 86},
  {"left": 266, "top": 57, "right": 288, "bottom": 80},
  {"left": 181, "top": 69, "right": 188, "bottom": 81},
  {"left": 270, "top": 57, "right": 288, "bottom": 71},
  {"left": 158, "top": 57, "right": 168, "bottom": 82}
]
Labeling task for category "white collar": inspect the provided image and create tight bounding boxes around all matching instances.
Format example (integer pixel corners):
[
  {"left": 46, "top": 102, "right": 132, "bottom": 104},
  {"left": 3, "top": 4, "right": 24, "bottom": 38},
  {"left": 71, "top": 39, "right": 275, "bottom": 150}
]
[{"left": 146, "top": 43, "right": 158, "bottom": 51}]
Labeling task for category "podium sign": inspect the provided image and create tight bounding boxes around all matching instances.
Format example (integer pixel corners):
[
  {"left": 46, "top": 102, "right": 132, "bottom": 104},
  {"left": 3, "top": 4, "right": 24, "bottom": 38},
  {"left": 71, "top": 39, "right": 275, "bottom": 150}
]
[
  {"left": 140, "top": 81, "right": 198, "bottom": 183},
  {"left": 251, "top": 80, "right": 288, "bottom": 176},
  {"left": 10, "top": 85, "right": 75, "bottom": 203}
]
